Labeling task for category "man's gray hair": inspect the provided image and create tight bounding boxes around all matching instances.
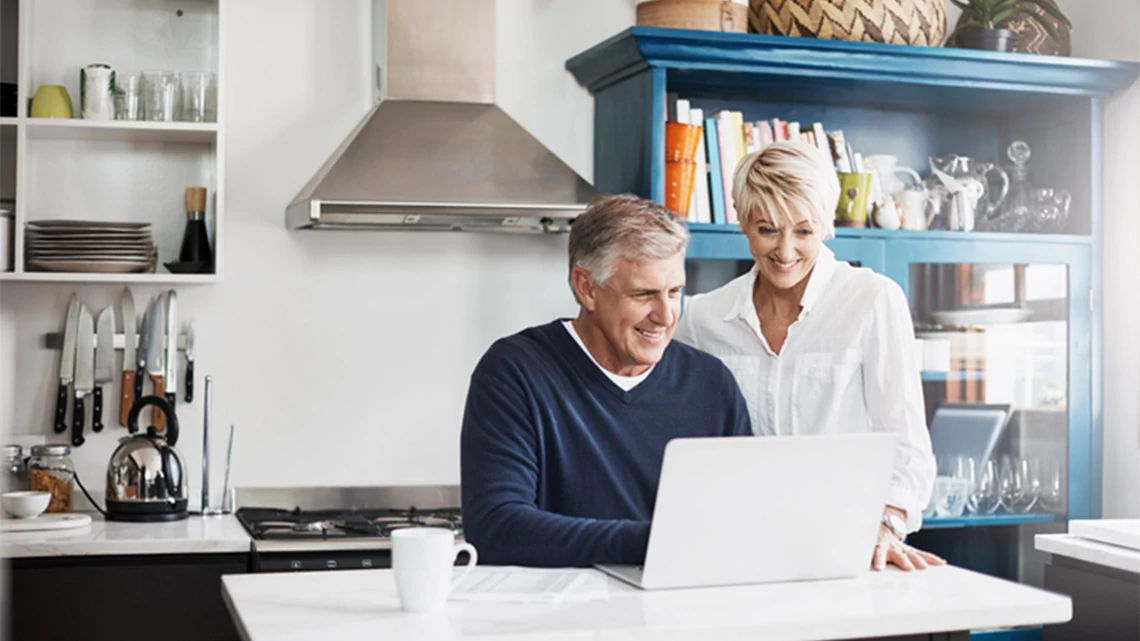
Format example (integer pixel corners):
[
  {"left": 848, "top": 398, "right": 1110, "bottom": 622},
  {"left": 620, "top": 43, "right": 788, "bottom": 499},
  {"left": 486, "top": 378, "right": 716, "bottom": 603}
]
[{"left": 568, "top": 194, "right": 690, "bottom": 292}]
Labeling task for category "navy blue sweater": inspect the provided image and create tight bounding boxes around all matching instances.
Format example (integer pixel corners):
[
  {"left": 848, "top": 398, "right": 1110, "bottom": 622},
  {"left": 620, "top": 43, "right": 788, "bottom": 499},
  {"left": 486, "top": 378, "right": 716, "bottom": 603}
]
[{"left": 460, "top": 320, "right": 752, "bottom": 567}]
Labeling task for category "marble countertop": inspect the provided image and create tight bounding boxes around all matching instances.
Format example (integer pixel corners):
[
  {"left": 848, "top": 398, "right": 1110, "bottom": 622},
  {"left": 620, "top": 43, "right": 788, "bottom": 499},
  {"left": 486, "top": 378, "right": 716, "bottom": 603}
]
[
  {"left": 222, "top": 565, "right": 1071, "bottom": 641},
  {"left": 1037, "top": 532, "right": 1140, "bottom": 574},
  {"left": 2, "top": 512, "right": 252, "bottom": 558}
]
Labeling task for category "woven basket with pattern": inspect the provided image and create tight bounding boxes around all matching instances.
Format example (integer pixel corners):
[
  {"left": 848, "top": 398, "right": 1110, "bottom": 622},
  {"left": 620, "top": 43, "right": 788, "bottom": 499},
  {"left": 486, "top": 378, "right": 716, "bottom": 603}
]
[{"left": 749, "top": 0, "right": 946, "bottom": 47}]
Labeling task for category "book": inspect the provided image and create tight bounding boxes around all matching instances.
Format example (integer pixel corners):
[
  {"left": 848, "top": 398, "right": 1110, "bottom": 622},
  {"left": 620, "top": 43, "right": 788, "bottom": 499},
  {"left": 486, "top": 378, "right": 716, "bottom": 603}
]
[{"left": 705, "top": 116, "right": 727, "bottom": 225}]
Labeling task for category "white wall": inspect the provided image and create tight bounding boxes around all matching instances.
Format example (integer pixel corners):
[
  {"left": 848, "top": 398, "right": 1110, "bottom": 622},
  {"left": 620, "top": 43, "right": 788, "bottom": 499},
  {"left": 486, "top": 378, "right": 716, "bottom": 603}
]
[
  {"left": 0, "top": 0, "right": 636, "bottom": 508},
  {"left": 1059, "top": 0, "right": 1140, "bottom": 518}
]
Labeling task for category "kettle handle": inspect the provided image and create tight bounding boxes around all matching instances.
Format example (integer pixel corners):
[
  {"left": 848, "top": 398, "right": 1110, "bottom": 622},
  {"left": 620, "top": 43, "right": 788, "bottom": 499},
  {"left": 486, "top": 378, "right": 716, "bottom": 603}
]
[
  {"left": 161, "top": 446, "right": 181, "bottom": 499},
  {"left": 127, "top": 395, "right": 180, "bottom": 447}
]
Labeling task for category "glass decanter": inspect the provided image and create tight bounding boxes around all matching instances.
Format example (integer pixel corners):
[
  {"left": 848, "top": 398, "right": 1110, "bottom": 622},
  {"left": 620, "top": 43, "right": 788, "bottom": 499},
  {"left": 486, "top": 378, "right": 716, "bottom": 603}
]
[{"left": 984, "top": 141, "right": 1035, "bottom": 232}]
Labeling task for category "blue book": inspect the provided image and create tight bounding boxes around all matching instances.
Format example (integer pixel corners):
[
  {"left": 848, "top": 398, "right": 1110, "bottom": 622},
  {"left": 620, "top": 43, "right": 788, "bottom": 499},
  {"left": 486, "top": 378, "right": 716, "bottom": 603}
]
[{"left": 704, "top": 116, "right": 726, "bottom": 225}]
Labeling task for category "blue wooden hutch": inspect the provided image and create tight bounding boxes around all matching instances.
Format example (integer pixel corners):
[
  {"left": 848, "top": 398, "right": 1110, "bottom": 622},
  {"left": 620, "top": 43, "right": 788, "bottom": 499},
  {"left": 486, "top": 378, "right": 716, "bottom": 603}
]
[{"left": 568, "top": 26, "right": 1138, "bottom": 638}]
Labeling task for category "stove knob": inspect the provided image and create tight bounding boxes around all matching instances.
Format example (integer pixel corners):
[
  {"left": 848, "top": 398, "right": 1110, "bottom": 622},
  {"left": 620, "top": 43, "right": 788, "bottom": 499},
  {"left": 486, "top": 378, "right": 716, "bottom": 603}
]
[
  {"left": 326, "top": 560, "right": 337, "bottom": 569},
  {"left": 290, "top": 560, "right": 302, "bottom": 570}
]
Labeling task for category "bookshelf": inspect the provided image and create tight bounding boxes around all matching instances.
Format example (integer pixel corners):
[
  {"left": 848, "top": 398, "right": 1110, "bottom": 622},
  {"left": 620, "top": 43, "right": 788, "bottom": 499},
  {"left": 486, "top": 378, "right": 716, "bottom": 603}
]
[{"left": 568, "top": 27, "right": 1139, "bottom": 582}]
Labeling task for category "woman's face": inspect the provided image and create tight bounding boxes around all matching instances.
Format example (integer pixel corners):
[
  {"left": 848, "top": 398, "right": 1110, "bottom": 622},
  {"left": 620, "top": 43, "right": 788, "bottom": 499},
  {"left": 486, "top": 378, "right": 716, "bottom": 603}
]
[{"left": 743, "top": 208, "right": 823, "bottom": 291}]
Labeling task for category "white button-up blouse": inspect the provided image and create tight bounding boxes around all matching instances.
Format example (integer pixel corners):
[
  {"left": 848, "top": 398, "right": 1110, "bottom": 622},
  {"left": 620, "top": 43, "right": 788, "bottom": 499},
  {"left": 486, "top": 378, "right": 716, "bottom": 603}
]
[{"left": 674, "top": 246, "right": 936, "bottom": 532}]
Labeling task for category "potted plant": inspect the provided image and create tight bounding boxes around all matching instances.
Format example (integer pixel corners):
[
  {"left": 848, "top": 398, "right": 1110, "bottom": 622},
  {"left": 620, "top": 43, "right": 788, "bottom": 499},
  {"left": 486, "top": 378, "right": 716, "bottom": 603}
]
[{"left": 947, "top": 0, "right": 1071, "bottom": 52}]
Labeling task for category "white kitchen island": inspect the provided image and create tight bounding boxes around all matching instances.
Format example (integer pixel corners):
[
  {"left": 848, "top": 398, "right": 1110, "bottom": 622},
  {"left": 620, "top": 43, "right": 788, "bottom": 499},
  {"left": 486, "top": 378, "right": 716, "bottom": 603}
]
[
  {"left": 221, "top": 565, "right": 1070, "bottom": 641},
  {"left": 1037, "top": 519, "right": 1140, "bottom": 641}
]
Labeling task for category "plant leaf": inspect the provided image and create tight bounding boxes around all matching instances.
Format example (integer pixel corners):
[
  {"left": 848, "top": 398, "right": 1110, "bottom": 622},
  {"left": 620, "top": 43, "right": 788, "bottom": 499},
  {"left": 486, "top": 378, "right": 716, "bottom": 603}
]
[{"left": 991, "top": 7, "right": 1019, "bottom": 24}]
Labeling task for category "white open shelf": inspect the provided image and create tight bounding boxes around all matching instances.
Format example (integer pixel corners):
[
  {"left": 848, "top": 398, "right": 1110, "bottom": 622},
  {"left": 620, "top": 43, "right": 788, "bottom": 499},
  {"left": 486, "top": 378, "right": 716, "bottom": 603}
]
[
  {"left": 25, "top": 117, "right": 218, "bottom": 143},
  {"left": 0, "top": 0, "right": 225, "bottom": 284},
  {"left": 0, "top": 271, "right": 216, "bottom": 283}
]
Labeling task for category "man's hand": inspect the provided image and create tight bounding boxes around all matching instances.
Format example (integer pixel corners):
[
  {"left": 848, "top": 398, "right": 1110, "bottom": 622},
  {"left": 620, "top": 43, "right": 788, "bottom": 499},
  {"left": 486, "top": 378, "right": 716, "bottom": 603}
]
[{"left": 872, "top": 506, "right": 947, "bottom": 571}]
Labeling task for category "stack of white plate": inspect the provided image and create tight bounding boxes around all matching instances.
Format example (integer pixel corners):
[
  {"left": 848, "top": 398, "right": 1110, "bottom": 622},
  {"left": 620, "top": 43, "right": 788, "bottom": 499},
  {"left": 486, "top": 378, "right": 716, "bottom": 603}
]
[{"left": 25, "top": 220, "right": 156, "bottom": 273}]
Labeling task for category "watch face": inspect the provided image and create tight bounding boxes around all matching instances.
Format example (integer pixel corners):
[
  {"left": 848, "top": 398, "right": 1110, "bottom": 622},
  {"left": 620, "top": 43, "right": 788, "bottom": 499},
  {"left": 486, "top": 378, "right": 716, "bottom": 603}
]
[{"left": 888, "top": 515, "right": 906, "bottom": 534}]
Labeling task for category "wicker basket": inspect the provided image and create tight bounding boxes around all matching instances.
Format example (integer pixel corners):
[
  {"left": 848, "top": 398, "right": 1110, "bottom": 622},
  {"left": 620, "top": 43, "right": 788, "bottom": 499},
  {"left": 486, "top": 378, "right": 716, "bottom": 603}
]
[
  {"left": 637, "top": 0, "right": 749, "bottom": 33},
  {"left": 749, "top": 0, "right": 946, "bottom": 47}
]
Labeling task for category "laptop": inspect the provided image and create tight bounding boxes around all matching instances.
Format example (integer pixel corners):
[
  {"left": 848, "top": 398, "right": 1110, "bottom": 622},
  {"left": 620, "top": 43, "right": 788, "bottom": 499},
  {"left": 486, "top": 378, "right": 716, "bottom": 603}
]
[{"left": 596, "top": 432, "right": 899, "bottom": 590}]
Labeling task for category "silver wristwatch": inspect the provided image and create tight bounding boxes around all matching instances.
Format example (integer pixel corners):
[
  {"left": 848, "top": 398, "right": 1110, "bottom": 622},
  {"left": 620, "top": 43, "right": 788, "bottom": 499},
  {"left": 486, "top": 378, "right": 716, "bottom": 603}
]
[{"left": 881, "top": 513, "right": 907, "bottom": 540}]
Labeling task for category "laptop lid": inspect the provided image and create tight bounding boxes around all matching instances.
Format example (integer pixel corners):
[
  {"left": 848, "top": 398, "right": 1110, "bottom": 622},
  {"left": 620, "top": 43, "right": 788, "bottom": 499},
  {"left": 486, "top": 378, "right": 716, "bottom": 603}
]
[{"left": 636, "top": 433, "right": 898, "bottom": 590}]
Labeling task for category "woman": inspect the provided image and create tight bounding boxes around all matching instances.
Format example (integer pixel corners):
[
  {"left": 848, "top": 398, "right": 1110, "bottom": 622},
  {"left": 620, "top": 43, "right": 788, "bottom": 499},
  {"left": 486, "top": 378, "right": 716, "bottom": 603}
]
[{"left": 674, "top": 142, "right": 942, "bottom": 571}]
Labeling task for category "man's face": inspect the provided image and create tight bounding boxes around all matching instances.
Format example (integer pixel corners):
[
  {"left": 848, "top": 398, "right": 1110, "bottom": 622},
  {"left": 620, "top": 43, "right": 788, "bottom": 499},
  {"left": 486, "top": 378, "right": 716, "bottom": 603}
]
[{"left": 576, "top": 252, "right": 686, "bottom": 376}]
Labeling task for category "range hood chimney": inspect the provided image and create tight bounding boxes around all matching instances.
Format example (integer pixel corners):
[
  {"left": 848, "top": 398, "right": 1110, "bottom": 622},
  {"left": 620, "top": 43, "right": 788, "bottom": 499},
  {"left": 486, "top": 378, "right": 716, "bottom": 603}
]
[{"left": 286, "top": 0, "right": 599, "bottom": 233}]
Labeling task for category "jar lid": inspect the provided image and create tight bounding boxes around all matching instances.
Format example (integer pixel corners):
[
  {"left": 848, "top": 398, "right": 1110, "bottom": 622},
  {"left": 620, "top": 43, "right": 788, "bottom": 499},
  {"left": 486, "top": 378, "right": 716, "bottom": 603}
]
[
  {"left": 2, "top": 444, "right": 21, "bottom": 458},
  {"left": 30, "top": 444, "right": 71, "bottom": 457}
]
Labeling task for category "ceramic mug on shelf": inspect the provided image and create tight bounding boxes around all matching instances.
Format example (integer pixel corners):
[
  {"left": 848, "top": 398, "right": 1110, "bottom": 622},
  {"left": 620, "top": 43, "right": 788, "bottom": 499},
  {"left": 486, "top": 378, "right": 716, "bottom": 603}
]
[
  {"left": 30, "top": 85, "right": 73, "bottom": 119},
  {"left": 835, "top": 172, "right": 872, "bottom": 228},
  {"left": 391, "top": 528, "right": 477, "bottom": 613}
]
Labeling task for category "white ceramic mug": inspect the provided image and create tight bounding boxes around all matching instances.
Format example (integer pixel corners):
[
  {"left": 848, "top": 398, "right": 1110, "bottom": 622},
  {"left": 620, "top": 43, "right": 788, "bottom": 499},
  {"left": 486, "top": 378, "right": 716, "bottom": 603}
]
[{"left": 391, "top": 528, "right": 477, "bottom": 613}]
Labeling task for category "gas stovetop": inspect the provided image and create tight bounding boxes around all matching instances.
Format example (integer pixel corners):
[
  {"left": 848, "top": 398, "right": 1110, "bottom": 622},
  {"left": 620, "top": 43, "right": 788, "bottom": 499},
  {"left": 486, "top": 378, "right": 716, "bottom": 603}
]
[
  {"left": 237, "top": 507, "right": 462, "bottom": 540},
  {"left": 235, "top": 485, "right": 463, "bottom": 553}
]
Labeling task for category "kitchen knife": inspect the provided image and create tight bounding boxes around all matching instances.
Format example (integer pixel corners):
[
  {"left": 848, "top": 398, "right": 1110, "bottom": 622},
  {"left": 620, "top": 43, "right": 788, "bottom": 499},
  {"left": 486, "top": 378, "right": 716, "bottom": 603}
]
[
  {"left": 73, "top": 305, "right": 94, "bottom": 447},
  {"left": 54, "top": 296, "right": 80, "bottom": 433},
  {"left": 164, "top": 290, "right": 178, "bottom": 414},
  {"left": 184, "top": 322, "right": 195, "bottom": 403},
  {"left": 94, "top": 306, "right": 115, "bottom": 433},
  {"left": 119, "top": 287, "right": 140, "bottom": 427},
  {"left": 145, "top": 293, "right": 167, "bottom": 430}
]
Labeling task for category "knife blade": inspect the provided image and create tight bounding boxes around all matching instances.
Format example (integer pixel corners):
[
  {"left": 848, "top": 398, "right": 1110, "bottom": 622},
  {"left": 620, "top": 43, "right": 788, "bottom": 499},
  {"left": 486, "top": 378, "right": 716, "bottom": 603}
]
[
  {"left": 73, "top": 305, "right": 94, "bottom": 447},
  {"left": 144, "top": 293, "right": 167, "bottom": 430},
  {"left": 94, "top": 306, "right": 115, "bottom": 433},
  {"left": 164, "top": 290, "right": 178, "bottom": 414},
  {"left": 54, "top": 296, "right": 80, "bottom": 433},
  {"left": 184, "top": 322, "right": 195, "bottom": 403},
  {"left": 119, "top": 288, "right": 140, "bottom": 427}
]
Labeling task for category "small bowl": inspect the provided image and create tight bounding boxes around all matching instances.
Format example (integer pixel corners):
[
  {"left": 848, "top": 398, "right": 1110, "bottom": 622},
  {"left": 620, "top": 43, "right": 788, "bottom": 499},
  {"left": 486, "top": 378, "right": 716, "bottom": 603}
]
[
  {"left": 164, "top": 261, "right": 210, "bottom": 274},
  {"left": 2, "top": 491, "right": 51, "bottom": 518}
]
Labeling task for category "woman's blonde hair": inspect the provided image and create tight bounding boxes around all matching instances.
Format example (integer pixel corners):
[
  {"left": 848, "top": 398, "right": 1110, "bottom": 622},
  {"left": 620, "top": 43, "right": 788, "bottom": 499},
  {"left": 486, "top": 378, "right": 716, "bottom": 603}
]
[{"left": 731, "top": 141, "right": 839, "bottom": 240}]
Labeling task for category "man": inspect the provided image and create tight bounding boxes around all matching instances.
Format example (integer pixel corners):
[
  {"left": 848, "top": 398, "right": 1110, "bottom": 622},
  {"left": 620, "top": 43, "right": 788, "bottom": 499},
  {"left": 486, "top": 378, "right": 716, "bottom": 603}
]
[{"left": 460, "top": 194, "right": 753, "bottom": 568}]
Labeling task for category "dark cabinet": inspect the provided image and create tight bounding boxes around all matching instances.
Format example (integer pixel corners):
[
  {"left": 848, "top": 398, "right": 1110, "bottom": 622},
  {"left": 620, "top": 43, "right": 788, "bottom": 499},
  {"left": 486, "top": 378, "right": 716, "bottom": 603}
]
[{"left": 6, "top": 553, "right": 249, "bottom": 641}]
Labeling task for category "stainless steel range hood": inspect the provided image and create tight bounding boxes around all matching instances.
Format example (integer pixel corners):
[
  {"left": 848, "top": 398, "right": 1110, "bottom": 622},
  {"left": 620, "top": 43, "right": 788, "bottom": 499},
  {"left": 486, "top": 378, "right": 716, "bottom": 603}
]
[{"left": 286, "top": 0, "right": 598, "bottom": 233}]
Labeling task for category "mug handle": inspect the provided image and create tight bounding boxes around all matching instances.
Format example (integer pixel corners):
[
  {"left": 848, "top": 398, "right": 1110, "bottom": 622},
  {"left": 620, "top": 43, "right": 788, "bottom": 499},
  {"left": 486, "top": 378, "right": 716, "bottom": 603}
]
[{"left": 450, "top": 542, "right": 478, "bottom": 591}]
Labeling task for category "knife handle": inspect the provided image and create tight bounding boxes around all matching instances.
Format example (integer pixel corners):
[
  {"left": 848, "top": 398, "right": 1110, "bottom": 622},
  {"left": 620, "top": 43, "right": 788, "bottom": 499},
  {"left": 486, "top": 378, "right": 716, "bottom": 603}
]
[
  {"left": 185, "top": 360, "right": 194, "bottom": 403},
  {"left": 92, "top": 386, "right": 104, "bottom": 433},
  {"left": 151, "top": 375, "right": 166, "bottom": 430},
  {"left": 165, "top": 392, "right": 176, "bottom": 419},
  {"left": 133, "top": 365, "right": 144, "bottom": 406},
  {"left": 53, "top": 384, "right": 68, "bottom": 433},
  {"left": 72, "top": 395, "right": 86, "bottom": 447},
  {"left": 120, "top": 370, "right": 135, "bottom": 427}
]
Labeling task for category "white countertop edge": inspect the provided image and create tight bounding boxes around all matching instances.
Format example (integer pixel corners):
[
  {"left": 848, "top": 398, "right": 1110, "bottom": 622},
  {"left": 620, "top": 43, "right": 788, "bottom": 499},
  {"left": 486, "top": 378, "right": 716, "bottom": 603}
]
[
  {"left": 2, "top": 513, "right": 252, "bottom": 559},
  {"left": 220, "top": 566, "right": 1072, "bottom": 641},
  {"left": 1036, "top": 533, "right": 1140, "bottom": 574}
]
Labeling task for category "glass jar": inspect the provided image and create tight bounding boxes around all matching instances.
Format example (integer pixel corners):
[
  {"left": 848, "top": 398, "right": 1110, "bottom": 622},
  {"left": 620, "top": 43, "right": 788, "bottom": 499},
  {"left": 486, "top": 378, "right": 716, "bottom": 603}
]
[
  {"left": 27, "top": 444, "right": 75, "bottom": 513},
  {"left": 3, "top": 444, "right": 26, "bottom": 492}
]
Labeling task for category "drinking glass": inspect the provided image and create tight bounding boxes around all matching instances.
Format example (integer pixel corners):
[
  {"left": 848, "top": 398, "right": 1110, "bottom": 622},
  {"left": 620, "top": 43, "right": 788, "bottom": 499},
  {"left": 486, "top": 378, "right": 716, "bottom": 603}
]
[
  {"left": 115, "top": 75, "right": 141, "bottom": 121},
  {"left": 965, "top": 458, "right": 1001, "bottom": 515},
  {"left": 1036, "top": 458, "right": 1065, "bottom": 513},
  {"left": 141, "top": 70, "right": 176, "bottom": 121},
  {"left": 1000, "top": 456, "right": 1039, "bottom": 513},
  {"left": 178, "top": 71, "right": 216, "bottom": 123}
]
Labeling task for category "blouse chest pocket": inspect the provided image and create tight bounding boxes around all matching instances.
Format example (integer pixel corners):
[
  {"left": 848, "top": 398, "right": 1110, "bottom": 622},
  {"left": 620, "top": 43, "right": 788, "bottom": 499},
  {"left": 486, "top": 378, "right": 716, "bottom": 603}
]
[{"left": 791, "top": 350, "right": 862, "bottom": 430}]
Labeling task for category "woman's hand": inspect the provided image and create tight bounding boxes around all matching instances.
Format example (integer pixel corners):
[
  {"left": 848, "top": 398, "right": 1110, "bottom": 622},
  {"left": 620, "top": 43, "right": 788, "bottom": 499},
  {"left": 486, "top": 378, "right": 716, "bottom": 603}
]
[{"left": 872, "top": 524, "right": 946, "bottom": 571}]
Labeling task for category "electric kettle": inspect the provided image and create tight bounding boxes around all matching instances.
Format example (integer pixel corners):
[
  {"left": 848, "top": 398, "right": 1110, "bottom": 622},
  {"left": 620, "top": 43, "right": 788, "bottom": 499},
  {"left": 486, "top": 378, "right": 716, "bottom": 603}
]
[{"left": 105, "top": 395, "right": 189, "bottom": 522}]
